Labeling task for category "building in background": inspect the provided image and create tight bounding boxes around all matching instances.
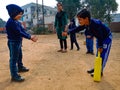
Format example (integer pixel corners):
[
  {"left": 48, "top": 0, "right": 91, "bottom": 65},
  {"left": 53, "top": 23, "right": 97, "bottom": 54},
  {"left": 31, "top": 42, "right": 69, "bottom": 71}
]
[
  {"left": 21, "top": 2, "right": 57, "bottom": 29},
  {"left": 110, "top": 13, "right": 120, "bottom": 32},
  {"left": 111, "top": 13, "right": 120, "bottom": 22}
]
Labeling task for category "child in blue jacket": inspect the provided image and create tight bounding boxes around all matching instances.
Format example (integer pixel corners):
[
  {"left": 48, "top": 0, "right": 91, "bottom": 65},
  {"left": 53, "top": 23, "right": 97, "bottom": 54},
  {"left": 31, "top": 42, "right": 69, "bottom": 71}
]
[
  {"left": 6, "top": 4, "right": 37, "bottom": 82},
  {"left": 68, "top": 9, "right": 112, "bottom": 77},
  {"left": 68, "top": 18, "right": 80, "bottom": 51},
  {"left": 84, "top": 28, "right": 94, "bottom": 55}
]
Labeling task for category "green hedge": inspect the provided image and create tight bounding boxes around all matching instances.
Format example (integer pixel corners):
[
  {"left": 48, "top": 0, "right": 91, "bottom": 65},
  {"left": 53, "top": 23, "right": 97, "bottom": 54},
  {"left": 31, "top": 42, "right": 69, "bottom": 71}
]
[{"left": 32, "top": 27, "right": 53, "bottom": 35}]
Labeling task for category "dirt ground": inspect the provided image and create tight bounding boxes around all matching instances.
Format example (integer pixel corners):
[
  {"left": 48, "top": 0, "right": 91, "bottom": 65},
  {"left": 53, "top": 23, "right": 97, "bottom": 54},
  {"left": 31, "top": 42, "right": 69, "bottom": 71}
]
[{"left": 0, "top": 33, "right": 120, "bottom": 90}]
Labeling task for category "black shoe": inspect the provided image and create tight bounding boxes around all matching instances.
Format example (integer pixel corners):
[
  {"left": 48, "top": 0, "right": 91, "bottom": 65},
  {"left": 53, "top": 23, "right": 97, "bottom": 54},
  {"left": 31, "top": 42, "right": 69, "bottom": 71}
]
[
  {"left": 11, "top": 75, "right": 25, "bottom": 82},
  {"left": 18, "top": 66, "right": 29, "bottom": 72},
  {"left": 61, "top": 50, "right": 67, "bottom": 53},
  {"left": 86, "top": 51, "right": 90, "bottom": 54},
  {"left": 77, "top": 48, "right": 80, "bottom": 51},
  {"left": 57, "top": 49, "right": 63, "bottom": 52},
  {"left": 91, "top": 72, "right": 103, "bottom": 77},
  {"left": 91, "top": 73, "right": 94, "bottom": 77},
  {"left": 90, "top": 52, "right": 94, "bottom": 55},
  {"left": 87, "top": 69, "right": 94, "bottom": 74}
]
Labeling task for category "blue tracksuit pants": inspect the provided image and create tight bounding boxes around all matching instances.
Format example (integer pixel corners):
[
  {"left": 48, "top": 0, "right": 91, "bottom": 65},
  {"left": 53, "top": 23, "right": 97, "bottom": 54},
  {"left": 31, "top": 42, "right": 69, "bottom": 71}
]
[
  {"left": 96, "top": 33, "right": 112, "bottom": 71},
  {"left": 86, "top": 38, "right": 94, "bottom": 53}
]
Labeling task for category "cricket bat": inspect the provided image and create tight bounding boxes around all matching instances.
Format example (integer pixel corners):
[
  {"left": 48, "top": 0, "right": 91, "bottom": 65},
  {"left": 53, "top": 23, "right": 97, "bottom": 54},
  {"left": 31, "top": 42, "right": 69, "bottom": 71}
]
[{"left": 93, "top": 51, "right": 102, "bottom": 82}]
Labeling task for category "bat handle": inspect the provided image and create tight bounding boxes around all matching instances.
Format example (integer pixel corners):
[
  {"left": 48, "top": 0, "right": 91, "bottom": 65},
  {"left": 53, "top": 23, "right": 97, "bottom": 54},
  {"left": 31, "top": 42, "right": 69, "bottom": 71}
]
[{"left": 98, "top": 51, "right": 101, "bottom": 57}]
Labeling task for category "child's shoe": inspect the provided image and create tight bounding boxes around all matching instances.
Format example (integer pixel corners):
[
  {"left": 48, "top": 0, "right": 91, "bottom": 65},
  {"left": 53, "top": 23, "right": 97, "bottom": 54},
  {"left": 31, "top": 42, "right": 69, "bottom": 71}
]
[
  {"left": 90, "top": 72, "right": 103, "bottom": 77},
  {"left": 77, "top": 48, "right": 80, "bottom": 51},
  {"left": 57, "top": 49, "right": 63, "bottom": 52},
  {"left": 90, "top": 52, "right": 94, "bottom": 55},
  {"left": 62, "top": 49, "right": 67, "bottom": 53},
  {"left": 87, "top": 69, "right": 94, "bottom": 74},
  {"left": 11, "top": 74, "right": 25, "bottom": 82},
  {"left": 86, "top": 51, "right": 90, "bottom": 54},
  {"left": 18, "top": 66, "right": 29, "bottom": 72}
]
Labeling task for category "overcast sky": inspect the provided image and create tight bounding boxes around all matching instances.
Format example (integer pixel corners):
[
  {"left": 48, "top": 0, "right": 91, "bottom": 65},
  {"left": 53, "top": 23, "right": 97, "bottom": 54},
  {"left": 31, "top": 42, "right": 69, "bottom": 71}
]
[
  {"left": 0, "top": 0, "right": 57, "bottom": 21},
  {"left": 0, "top": 0, "right": 120, "bottom": 21}
]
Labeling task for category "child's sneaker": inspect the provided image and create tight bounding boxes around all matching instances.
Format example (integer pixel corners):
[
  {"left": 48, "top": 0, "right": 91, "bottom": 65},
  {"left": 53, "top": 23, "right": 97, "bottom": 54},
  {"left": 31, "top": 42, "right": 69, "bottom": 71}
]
[
  {"left": 77, "top": 48, "right": 80, "bottom": 51},
  {"left": 11, "top": 75, "right": 25, "bottom": 82},
  {"left": 90, "top": 72, "right": 103, "bottom": 77},
  {"left": 18, "top": 66, "right": 29, "bottom": 72},
  {"left": 90, "top": 52, "right": 94, "bottom": 55},
  {"left": 87, "top": 69, "right": 94, "bottom": 74},
  {"left": 57, "top": 49, "right": 63, "bottom": 52},
  {"left": 86, "top": 51, "right": 90, "bottom": 54},
  {"left": 62, "top": 50, "right": 67, "bottom": 53}
]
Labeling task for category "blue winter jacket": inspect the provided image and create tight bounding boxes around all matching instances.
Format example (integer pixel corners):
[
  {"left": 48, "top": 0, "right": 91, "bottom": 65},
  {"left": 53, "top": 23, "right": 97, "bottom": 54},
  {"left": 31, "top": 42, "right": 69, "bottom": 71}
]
[
  {"left": 6, "top": 18, "right": 31, "bottom": 41},
  {"left": 6, "top": 4, "right": 31, "bottom": 41},
  {"left": 69, "top": 19, "right": 111, "bottom": 48},
  {"left": 68, "top": 19, "right": 77, "bottom": 42}
]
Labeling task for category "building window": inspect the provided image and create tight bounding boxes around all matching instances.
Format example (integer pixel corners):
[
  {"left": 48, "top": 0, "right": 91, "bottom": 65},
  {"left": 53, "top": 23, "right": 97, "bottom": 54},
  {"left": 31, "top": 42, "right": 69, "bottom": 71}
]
[
  {"left": 38, "top": 7, "right": 41, "bottom": 12},
  {"left": 25, "top": 9, "right": 27, "bottom": 12},
  {"left": 26, "top": 15, "right": 28, "bottom": 19},
  {"left": 31, "top": 6, "right": 35, "bottom": 12}
]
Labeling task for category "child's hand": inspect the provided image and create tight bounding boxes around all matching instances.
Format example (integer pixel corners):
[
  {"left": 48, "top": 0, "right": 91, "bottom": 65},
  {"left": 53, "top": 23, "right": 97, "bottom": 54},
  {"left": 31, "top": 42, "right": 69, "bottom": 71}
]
[
  {"left": 31, "top": 35, "right": 38, "bottom": 42},
  {"left": 86, "top": 35, "right": 91, "bottom": 38},
  {"left": 62, "top": 31, "right": 67, "bottom": 36},
  {"left": 98, "top": 48, "right": 103, "bottom": 53}
]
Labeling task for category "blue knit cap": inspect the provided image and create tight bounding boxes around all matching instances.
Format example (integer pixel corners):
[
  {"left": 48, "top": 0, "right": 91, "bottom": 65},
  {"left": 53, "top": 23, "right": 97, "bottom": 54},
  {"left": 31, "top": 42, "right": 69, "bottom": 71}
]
[
  {"left": 71, "top": 18, "right": 75, "bottom": 25},
  {"left": 6, "top": 4, "right": 24, "bottom": 19}
]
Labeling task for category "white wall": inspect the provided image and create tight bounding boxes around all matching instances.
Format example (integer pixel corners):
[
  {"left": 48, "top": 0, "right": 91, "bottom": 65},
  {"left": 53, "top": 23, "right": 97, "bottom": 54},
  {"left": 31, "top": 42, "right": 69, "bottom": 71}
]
[{"left": 44, "top": 15, "right": 55, "bottom": 24}]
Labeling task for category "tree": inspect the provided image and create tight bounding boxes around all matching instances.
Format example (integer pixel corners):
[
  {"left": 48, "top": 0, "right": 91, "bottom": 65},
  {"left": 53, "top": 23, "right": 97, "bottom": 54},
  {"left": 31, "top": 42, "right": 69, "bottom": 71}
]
[
  {"left": 83, "top": 0, "right": 118, "bottom": 25},
  {"left": 56, "top": 0, "right": 81, "bottom": 20},
  {"left": 104, "top": 0, "right": 118, "bottom": 24}
]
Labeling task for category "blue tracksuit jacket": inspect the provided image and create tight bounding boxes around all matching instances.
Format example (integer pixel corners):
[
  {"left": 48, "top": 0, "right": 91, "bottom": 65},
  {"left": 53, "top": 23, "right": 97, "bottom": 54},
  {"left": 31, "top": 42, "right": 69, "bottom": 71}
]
[
  {"left": 69, "top": 19, "right": 112, "bottom": 71},
  {"left": 69, "top": 19, "right": 111, "bottom": 48}
]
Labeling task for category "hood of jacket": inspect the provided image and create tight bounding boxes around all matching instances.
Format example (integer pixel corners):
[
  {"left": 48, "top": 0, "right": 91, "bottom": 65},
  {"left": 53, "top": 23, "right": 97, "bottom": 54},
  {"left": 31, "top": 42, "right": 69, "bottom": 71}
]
[{"left": 6, "top": 4, "right": 24, "bottom": 19}]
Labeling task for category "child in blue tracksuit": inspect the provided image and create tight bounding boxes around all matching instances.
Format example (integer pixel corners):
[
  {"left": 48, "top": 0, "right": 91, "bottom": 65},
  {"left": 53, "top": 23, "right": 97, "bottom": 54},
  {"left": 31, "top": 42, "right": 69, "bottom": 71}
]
[
  {"left": 6, "top": 4, "right": 37, "bottom": 82},
  {"left": 84, "top": 28, "right": 94, "bottom": 55},
  {"left": 68, "top": 9, "right": 112, "bottom": 77},
  {"left": 68, "top": 18, "right": 80, "bottom": 51}
]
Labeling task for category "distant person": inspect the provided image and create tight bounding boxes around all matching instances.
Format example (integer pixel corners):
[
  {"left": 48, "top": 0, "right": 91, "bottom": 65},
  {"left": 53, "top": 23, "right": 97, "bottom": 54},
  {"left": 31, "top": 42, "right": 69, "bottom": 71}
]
[
  {"left": 68, "top": 9, "right": 112, "bottom": 77},
  {"left": 84, "top": 28, "right": 94, "bottom": 55},
  {"left": 68, "top": 18, "right": 80, "bottom": 51},
  {"left": 54, "top": 2, "right": 68, "bottom": 53},
  {"left": 6, "top": 4, "right": 37, "bottom": 82}
]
